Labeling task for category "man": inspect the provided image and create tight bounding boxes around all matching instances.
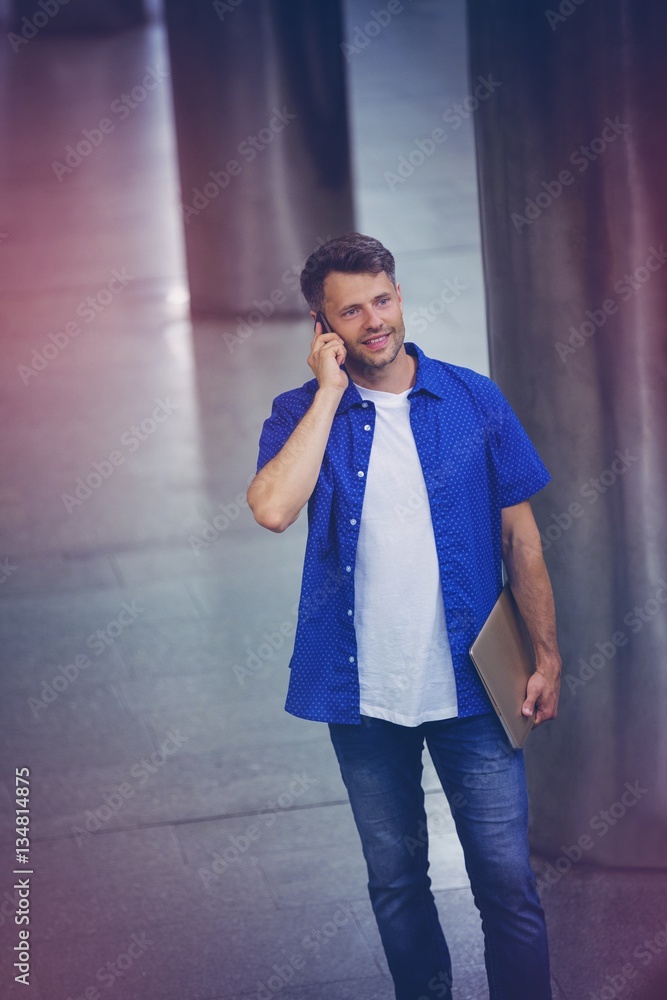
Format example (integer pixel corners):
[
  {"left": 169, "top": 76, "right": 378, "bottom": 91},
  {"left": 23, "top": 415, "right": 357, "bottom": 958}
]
[{"left": 247, "top": 232, "right": 561, "bottom": 1000}]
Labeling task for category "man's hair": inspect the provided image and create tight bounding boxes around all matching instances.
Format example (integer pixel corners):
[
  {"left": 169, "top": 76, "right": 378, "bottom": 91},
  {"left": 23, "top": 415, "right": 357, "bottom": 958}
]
[{"left": 300, "top": 232, "right": 396, "bottom": 313}]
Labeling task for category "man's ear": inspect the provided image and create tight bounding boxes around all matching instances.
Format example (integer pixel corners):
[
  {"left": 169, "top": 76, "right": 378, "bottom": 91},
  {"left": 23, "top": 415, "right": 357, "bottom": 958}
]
[{"left": 396, "top": 282, "right": 403, "bottom": 309}]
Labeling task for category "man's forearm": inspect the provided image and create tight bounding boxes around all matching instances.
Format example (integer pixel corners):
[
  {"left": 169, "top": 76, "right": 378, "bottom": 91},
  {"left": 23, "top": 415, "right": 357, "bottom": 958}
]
[
  {"left": 503, "top": 542, "right": 562, "bottom": 678},
  {"left": 247, "top": 387, "right": 343, "bottom": 532}
]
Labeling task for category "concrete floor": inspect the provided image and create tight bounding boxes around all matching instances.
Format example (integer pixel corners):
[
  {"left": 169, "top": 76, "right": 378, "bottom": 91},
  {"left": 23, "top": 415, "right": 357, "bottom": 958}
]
[{"left": 1, "top": 2, "right": 666, "bottom": 998}]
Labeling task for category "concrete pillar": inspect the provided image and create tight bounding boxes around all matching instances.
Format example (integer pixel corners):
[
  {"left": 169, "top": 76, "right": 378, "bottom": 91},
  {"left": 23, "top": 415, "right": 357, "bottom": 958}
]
[
  {"left": 466, "top": 0, "right": 667, "bottom": 866},
  {"left": 11, "top": 0, "right": 149, "bottom": 34},
  {"left": 162, "top": 0, "right": 354, "bottom": 317}
]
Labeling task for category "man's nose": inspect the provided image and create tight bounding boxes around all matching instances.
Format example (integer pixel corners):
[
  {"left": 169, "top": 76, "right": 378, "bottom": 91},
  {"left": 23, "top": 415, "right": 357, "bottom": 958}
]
[{"left": 363, "top": 307, "right": 383, "bottom": 329}]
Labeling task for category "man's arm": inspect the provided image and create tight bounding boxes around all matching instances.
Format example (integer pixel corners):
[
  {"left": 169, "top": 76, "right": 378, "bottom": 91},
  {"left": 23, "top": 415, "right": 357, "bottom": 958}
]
[
  {"left": 247, "top": 386, "right": 344, "bottom": 533},
  {"left": 248, "top": 326, "right": 349, "bottom": 534},
  {"left": 501, "top": 499, "right": 562, "bottom": 726}
]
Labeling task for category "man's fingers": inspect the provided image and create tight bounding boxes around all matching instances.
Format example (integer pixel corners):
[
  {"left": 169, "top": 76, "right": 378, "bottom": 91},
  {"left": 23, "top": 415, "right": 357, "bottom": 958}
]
[
  {"left": 530, "top": 694, "right": 558, "bottom": 726},
  {"left": 522, "top": 672, "right": 559, "bottom": 725},
  {"left": 308, "top": 335, "right": 347, "bottom": 382},
  {"left": 523, "top": 673, "right": 540, "bottom": 716},
  {"left": 539, "top": 701, "right": 558, "bottom": 724},
  {"left": 313, "top": 330, "right": 343, "bottom": 345},
  {"left": 311, "top": 322, "right": 324, "bottom": 346},
  {"left": 312, "top": 335, "right": 346, "bottom": 357}
]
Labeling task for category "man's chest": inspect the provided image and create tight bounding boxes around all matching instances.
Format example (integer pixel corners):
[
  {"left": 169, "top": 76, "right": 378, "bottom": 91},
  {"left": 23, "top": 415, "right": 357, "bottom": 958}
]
[{"left": 320, "top": 401, "right": 491, "bottom": 502}]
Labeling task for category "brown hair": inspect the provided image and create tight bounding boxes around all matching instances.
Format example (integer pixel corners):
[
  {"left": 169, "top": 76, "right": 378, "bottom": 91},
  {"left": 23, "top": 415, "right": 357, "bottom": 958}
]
[{"left": 300, "top": 232, "right": 397, "bottom": 312}]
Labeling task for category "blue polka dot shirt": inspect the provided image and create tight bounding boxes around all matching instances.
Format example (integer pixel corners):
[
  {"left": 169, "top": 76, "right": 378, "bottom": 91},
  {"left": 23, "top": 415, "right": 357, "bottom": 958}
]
[{"left": 255, "top": 341, "right": 552, "bottom": 725}]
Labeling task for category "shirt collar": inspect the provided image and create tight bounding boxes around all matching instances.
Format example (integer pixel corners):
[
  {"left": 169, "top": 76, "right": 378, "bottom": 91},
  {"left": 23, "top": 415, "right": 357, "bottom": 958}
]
[{"left": 334, "top": 341, "right": 446, "bottom": 415}]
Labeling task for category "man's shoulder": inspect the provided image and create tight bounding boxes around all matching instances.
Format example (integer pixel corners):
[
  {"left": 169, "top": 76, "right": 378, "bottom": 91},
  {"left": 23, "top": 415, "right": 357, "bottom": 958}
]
[
  {"left": 418, "top": 348, "right": 500, "bottom": 402},
  {"left": 271, "top": 378, "right": 319, "bottom": 416}
]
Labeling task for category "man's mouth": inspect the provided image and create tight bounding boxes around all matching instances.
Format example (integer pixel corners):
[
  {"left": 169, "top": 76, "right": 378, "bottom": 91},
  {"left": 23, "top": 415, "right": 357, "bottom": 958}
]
[{"left": 362, "top": 333, "right": 390, "bottom": 348}]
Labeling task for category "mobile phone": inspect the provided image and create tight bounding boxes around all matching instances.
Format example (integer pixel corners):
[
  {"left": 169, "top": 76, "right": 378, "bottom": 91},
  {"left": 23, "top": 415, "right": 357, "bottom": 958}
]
[{"left": 314, "top": 311, "right": 333, "bottom": 334}]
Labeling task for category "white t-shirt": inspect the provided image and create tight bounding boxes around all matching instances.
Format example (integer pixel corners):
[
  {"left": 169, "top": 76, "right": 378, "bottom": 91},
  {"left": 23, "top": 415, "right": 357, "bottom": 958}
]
[{"left": 351, "top": 380, "right": 458, "bottom": 726}]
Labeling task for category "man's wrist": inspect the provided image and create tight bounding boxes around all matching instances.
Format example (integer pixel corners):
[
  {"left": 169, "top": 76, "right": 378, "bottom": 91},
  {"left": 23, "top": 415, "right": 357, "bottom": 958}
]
[
  {"left": 316, "top": 384, "right": 346, "bottom": 398},
  {"left": 314, "top": 385, "right": 346, "bottom": 410},
  {"left": 534, "top": 655, "right": 562, "bottom": 680}
]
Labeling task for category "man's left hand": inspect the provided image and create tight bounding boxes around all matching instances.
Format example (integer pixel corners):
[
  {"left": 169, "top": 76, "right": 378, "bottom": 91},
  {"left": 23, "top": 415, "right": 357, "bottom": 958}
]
[{"left": 522, "top": 666, "right": 561, "bottom": 726}]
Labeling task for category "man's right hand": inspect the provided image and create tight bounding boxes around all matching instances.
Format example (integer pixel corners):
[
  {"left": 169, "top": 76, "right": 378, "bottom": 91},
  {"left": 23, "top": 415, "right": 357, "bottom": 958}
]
[
  {"left": 248, "top": 324, "right": 348, "bottom": 532},
  {"left": 308, "top": 323, "right": 349, "bottom": 393}
]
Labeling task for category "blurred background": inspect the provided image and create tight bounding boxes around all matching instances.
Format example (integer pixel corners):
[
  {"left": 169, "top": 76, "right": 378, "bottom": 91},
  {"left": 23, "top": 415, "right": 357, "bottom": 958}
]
[{"left": 0, "top": 0, "right": 666, "bottom": 997}]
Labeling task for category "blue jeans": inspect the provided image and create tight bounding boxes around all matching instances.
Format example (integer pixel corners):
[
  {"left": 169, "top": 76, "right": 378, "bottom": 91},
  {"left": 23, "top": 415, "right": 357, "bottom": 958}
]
[{"left": 327, "top": 710, "right": 552, "bottom": 1000}]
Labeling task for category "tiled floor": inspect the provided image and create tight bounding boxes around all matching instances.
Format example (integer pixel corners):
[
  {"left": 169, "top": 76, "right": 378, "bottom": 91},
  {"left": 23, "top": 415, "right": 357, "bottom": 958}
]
[{"left": 1, "top": 2, "right": 666, "bottom": 999}]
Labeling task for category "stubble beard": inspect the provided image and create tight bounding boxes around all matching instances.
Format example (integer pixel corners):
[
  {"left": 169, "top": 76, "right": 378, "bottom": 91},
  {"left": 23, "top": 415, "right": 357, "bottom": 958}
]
[{"left": 346, "top": 319, "right": 406, "bottom": 381}]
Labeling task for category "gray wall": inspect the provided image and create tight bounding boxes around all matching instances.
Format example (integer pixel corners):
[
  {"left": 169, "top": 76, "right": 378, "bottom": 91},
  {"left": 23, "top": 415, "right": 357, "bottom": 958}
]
[
  {"left": 162, "top": 0, "right": 354, "bottom": 316},
  {"left": 467, "top": 0, "right": 667, "bottom": 866}
]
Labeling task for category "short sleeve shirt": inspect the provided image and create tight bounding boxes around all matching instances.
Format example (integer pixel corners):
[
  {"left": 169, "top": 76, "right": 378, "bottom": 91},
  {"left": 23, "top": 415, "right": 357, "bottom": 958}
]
[{"left": 255, "top": 340, "right": 552, "bottom": 725}]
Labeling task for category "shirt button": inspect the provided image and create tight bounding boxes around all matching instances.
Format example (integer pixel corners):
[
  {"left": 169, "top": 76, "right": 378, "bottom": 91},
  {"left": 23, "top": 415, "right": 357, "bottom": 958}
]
[
  {"left": 361, "top": 401, "right": 368, "bottom": 407},
  {"left": 347, "top": 609, "right": 353, "bottom": 615},
  {"left": 357, "top": 470, "right": 364, "bottom": 477},
  {"left": 345, "top": 565, "right": 351, "bottom": 572},
  {"left": 349, "top": 655, "right": 355, "bottom": 662},
  {"left": 350, "top": 518, "right": 357, "bottom": 525},
  {"left": 363, "top": 424, "right": 371, "bottom": 431}
]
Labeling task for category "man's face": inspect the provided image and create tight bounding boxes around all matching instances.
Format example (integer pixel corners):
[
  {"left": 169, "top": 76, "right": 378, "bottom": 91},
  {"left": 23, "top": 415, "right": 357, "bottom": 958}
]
[{"left": 318, "top": 270, "right": 406, "bottom": 375}]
